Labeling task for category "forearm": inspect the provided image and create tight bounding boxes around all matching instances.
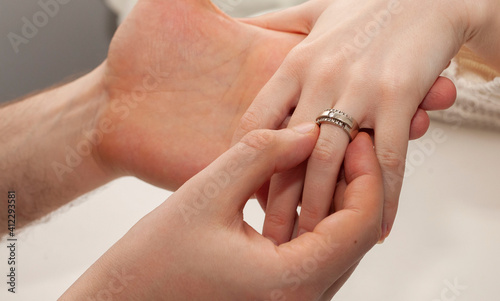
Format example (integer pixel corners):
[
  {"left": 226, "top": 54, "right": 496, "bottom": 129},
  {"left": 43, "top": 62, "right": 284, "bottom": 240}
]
[{"left": 0, "top": 64, "right": 115, "bottom": 235}]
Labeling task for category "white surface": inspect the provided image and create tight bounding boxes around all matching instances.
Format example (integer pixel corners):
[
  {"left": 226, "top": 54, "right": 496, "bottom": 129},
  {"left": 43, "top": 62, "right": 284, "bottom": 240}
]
[
  {"left": 336, "top": 121, "right": 500, "bottom": 301},
  {"left": 1, "top": 121, "right": 499, "bottom": 300}
]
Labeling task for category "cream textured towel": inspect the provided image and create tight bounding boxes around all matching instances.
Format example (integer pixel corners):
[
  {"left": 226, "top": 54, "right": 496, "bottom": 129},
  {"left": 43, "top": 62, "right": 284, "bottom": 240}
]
[{"left": 432, "top": 48, "right": 500, "bottom": 131}]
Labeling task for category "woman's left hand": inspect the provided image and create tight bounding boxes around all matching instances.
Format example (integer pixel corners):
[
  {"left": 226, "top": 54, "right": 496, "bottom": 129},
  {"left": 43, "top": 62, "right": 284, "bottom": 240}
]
[
  {"left": 232, "top": 0, "right": 487, "bottom": 244},
  {"left": 62, "top": 125, "right": 385, "bottom": 300}
]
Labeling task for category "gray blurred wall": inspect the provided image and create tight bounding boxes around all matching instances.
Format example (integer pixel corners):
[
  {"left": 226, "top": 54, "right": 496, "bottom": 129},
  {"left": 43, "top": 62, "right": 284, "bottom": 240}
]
[{"left": 0, "top": 0, "right": 116, "bottom": 102}]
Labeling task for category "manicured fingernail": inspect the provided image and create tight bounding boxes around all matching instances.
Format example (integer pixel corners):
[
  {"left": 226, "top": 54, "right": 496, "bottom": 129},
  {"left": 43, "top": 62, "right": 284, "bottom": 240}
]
[{"left": 292, "top": 122, "right": 316, "bottom": 134}]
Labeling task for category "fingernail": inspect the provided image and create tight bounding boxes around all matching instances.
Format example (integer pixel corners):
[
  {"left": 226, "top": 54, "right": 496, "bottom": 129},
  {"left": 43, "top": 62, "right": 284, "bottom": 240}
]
[{"left": 292, "top": 123, "right": 316, "bottom": 134}]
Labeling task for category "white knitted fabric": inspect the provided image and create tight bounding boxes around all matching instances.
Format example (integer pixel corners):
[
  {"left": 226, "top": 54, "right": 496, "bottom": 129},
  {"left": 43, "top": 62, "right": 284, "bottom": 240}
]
[
  {"left": 431, "top": 60, "right": 500, "bottom": 131},
  {"left": 104, "top": 0, "right": 500, "bottom": 131}
]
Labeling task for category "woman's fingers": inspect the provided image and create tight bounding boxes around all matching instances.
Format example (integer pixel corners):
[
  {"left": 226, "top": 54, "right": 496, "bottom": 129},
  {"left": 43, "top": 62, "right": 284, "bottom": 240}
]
[
  {"left": 409, "top": 76, "right": 456, "bottom": 140},
  {"left": 260, "top": 73, "right": 351, "bottom": 244},
  {"left": 181, "top": 124, "right": 319, "bottom": 221},
  {"left": 285, "top": 133, "right": 383, "bottom": 285},
  {"left": 409, "top": 108, "right": 431, "bottom": 140},
  {"left": 419, "top": 76, "right": 456, "bottom": 111},
  {"left": 374, "top": 77, "right": 456, "bottom": 235},
  {"left": 298, "top": 124, "right": 350, "bottom": 235},
  {"left": 262, "top": 162, "right": 307, "bottom": 244},
  {"left": 235, "top": 0, "right": 459, "bottom": 246}
]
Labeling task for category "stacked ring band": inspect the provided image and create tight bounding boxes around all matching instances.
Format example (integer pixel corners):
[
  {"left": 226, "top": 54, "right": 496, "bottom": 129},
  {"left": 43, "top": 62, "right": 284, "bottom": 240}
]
[{"left": 315, "top": 109, "right": 359, "bottom": 141}]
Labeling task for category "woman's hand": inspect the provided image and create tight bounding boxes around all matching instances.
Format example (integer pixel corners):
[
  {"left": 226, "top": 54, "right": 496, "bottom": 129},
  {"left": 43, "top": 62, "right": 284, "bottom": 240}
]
[
  {"left": 231, "top": 0, "right": 492, "bottom": 244},
  {"left": 61, "top": 125, "right": 385, "bottom": 300},
  {"left": 95, "top": 0, "right": 455, "bottom": 192}
]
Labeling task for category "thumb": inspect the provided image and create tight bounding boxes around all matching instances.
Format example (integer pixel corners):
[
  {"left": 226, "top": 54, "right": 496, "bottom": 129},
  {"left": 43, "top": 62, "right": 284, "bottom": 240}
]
[
  {"left": 178, "top": 123, "right": 319, "bottom": 220},
  {"left": 238, "top": 2, "right": 319, "bottom": 35}
]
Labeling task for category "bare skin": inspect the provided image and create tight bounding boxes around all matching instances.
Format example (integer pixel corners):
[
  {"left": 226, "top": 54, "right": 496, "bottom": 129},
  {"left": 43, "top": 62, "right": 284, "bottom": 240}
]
[
  {"left": 0, "top": 0, "right": 459, "bottom": 299},
  {"left": 62, "top": 128, "right": 385, "bottom": 301},
  {"left": 0, "top": 0, "right": 453, "bottom": 236},
  {"left": 233, "top": 0, "right": 500, "bottom": 243}
]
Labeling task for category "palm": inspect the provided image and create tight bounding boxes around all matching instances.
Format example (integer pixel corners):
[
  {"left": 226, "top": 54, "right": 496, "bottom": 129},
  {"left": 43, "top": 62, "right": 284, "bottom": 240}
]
[{"left": 98, "top": 0, "right": 305, "bottom": 189}]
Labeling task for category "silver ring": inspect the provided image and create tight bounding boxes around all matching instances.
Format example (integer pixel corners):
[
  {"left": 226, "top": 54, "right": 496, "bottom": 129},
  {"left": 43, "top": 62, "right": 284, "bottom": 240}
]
[{"left": 315, "top": 109, "right": 359, "bottom": 141}]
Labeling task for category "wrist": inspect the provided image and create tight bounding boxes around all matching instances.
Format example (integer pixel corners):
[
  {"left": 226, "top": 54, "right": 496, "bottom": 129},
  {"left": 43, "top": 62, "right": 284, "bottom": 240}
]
[
  {"left": 0, "top": 64, "right": 117, "bottom": 229},
  {"left": 457, "top": 0, "right": 495, "bottom": 42},
  {"left": 76, "top": 63, "right": 122, "bottom": 181},
  {"left": 50, "top": 63, "right": 118, "bottom": 185},
  {"left": 455, "top": 0, "right": 500, "bottom": 71}
]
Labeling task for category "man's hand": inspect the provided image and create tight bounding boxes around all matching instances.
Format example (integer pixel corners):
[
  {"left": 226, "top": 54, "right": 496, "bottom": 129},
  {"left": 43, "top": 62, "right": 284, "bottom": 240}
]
[
  {"left": 96, "top": 0, "right": 306, "bottom": 190},
  {"left": 61, "top": 125, "right": 384, "bottom": 300},
  {"left": 96, "top": 0, "right": 454, "bottom": 191},
  {"left": 0, "top": 0, "right": 456, "bottom": 233}
]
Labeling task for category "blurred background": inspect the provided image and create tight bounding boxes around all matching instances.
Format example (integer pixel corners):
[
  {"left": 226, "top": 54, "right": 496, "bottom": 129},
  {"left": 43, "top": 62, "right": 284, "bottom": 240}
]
[
  {"left": 0, "top": 0, "right": 116, "bottom": 103},
  {"left": 1, "top": 1, "right": 500, "bottom": 301}
]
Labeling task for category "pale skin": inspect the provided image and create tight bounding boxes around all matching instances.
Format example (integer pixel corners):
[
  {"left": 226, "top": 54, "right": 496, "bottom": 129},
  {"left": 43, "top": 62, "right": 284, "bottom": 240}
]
[
  {"left": 0, "top": 0, "right": 459, "bottom": 299},
  {"left": 61, "top": 128, "right": 385, "bottom": 301},
  {"left": 0, "top": 0, "right": 452, "bottom": 232},
  {"left": 233, "top": 0, "right": 500, "bottom": 244}
]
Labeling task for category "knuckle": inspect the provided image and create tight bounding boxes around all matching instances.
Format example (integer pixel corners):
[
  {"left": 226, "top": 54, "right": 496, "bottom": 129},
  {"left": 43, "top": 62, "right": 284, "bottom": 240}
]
[
  {"left": 265, "top": 210, "right": 293, "bottom": 229},
  {"left": 310, "top": 135, "right": 338, "bottom": 163},
  {"left": 376, "top": 71, "right": 415, "bottom": 102},
  {"left": 312, "top": 56, "right": 345, "bottom": 87},
  {"left": 376, "top": 148, "right": 405, "bottom": 173},
  {"left": 278, "top": 47, "right": 308, "bottom": 81},
  {"left": 349, "top": 68, "right": 414, "bottom": 108},
  {"left": 239, "top": 130, "right": 276, "bottom": 152},
  {"left": 282, "top": 42, "right": 344, "bottom": 83},
  {"left": 237, "top": 109, "right": 263, "bottom": 137},
  {"left": 299, "top": 203, "right": 323, "bottom": 225},
  {"left": 376, "top": 148, "right": 405, "bottom": 194},
  {"left": 286, "top": 43, "right": 313, "bottom": 64}
]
